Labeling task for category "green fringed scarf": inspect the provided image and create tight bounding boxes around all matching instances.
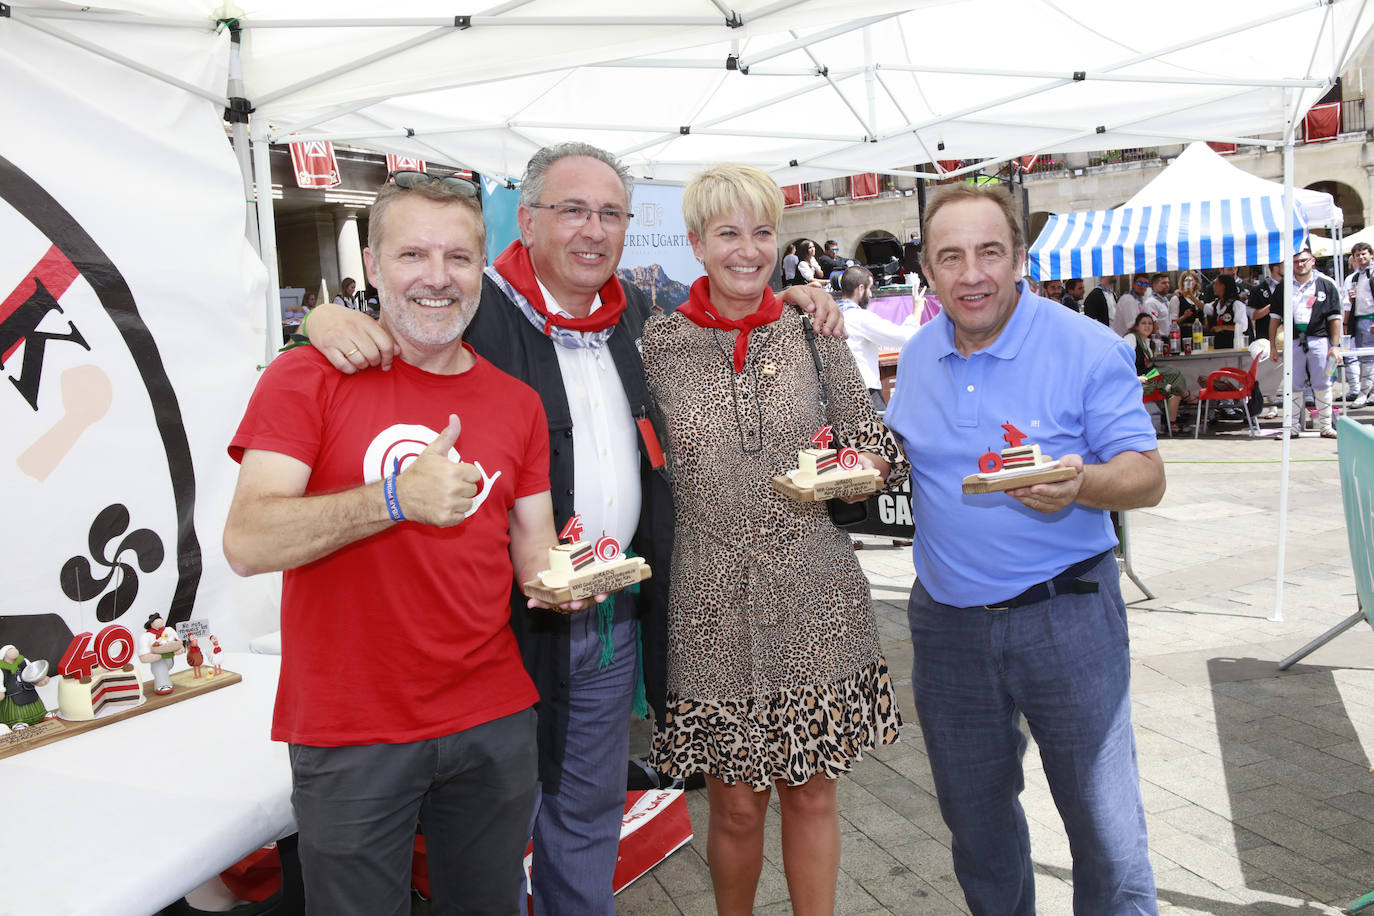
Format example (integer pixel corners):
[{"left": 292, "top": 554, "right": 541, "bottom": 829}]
[{"left": 595, "top": 548, "right": 650, "bottom": 720}]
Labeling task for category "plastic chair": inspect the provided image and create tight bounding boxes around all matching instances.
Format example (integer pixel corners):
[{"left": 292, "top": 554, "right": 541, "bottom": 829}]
[
  {"left": 1193, "top": 353, "right": 1263, "bottom": 438},
  {"left": 1142, "top": 389, "right": 1172, "bottom": 437}
]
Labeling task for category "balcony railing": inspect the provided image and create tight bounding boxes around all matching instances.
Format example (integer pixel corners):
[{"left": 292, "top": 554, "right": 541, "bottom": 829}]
[
  {"left": 1341, "top": 97, "right": 1366, "bottom": 134},
  {"left": 1087, "top": 147, "right": 1160, "bottom": 167}
]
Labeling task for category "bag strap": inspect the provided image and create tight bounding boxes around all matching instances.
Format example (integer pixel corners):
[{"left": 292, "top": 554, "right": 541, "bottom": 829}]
[{"left": 799, "top": 312, "right": 831, "bottom": 413}]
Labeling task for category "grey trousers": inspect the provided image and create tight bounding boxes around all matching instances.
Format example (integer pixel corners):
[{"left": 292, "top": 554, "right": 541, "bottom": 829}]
[{"left": 289, "top": 707, "right": 538, "bottom": 916}]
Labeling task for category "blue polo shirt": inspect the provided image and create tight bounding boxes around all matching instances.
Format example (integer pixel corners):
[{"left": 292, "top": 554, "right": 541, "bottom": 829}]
[{"left": 885, "top": 282, "right": 1157, "bottom": 606}]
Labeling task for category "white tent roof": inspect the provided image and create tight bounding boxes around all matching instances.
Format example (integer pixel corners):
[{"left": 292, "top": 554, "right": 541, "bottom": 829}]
[
  {"left": 1126, "top": 142, "right": 1341, "bottom": 228},
  {"left": 11, "top": 0, "right": 1373, "bottom": 184},
  {"left": 1308, "top": 226, "right": 1374, "bottom": 258}
]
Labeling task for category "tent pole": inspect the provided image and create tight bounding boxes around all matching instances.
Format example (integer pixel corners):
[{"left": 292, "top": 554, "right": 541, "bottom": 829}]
[
  {"left": 1273, "top": 131, "right": 1296, "bottom": 623},
  {"left": 863, "top": 26, "right": 877, "bottom": 136},
  {"left": 251, "top": 117, "right": 283, "bottom": 367},
  {"left": 225, "top": 21, "right": 258, "bottom": 254}
]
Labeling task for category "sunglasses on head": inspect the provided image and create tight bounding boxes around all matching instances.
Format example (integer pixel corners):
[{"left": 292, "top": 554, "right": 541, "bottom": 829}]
[{"left": 390, "top": 170, "right": 479, "bottom": 198}]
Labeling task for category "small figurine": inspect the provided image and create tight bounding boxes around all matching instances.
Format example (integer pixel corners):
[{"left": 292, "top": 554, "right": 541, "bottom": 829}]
[
  {"left": 208, "top": 635, "right": 223, "bottom": 677},
  {"left": 137, "top": 614, "right": 185, "bottom": 695},
  {"left": 186, "top": 637, "right": 204, "bottom": 679},
  {"left": 0, "top": 645, "right": 52, "bottom": 729}
]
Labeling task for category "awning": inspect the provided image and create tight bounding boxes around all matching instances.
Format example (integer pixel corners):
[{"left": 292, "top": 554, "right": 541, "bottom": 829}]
[{"left": 1027, "top": 197, "right": 1309, "bottom": 280}]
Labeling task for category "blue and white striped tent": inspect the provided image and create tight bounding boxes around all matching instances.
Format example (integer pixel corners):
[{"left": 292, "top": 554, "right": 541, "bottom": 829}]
[{"left": 1027, "top": 197, "right": 1310, "bottom": 281}]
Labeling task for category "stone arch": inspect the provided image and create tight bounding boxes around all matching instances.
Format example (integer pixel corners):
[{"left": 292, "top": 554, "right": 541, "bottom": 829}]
[
  {"left": 1306, "top": 180, "right": 1365, "bottom": 232},
  {"left": 1029, "top": 210, "right": 1052, "bottom": 242},
  {"left": 856, "top": 229, "right": 902, "bottom": 270}
]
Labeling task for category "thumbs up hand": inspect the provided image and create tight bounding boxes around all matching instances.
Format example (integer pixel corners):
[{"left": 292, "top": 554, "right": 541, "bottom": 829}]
[{"left": 395, "top": 415, "right": 483, "bottom": 527}]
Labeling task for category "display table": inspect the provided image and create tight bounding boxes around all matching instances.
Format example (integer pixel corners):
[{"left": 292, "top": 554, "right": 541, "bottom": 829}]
[
  {"left": 3, "top": 652, "right": 292, "bottom": 916},
  {"left": 1153, "top": 347, "right": 1255, "bottom": 386}
]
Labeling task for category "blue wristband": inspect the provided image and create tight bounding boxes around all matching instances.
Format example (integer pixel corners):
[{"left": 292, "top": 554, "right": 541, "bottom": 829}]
[{"left": 384, "top": 458, "right": 406, "bottom": 522}]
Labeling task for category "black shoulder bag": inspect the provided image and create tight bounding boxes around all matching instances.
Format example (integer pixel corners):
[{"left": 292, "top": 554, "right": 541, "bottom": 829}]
[{"left": 799, "top": 314, "right": 869, "bottom": 527}]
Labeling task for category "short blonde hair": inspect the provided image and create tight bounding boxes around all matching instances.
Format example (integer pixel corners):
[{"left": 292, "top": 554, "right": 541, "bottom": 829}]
[{"left": 682, "top": 164, "right": 783, "bottom": 238}]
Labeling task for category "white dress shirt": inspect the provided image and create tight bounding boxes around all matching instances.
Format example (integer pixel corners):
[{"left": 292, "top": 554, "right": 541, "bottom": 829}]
[
  {"left": 1113, "top": 292, "right": 1143, "bottom": 335},
  {"left": 1346, "top": 269, "right": 1374, "bottom": 317},
  {"left": 538, "top": 280, "right": 641, "bottom": 547},
  {"left": 839, "top": 300, "right": 917, "bottom": 390}
]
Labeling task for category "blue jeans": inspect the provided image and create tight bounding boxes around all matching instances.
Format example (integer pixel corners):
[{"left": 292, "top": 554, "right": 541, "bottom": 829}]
[
  {"left": 906, "top": 553, "right": 1157, "bottom": 916},
  {"left": 528, "top": 590, "right": 638, "bottom": 916}
]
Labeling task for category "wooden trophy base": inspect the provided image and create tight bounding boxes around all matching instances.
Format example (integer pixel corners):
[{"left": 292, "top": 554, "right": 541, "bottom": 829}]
[
  {"left": 0, "top": 666, "right": 241, "bottom": 760},
  {"left": 523, "top": 557, "right": 653, "bottom": 606},
  {"left": 771, "top": 468, "right": 882, "bottom": 502},
  {"left": 961, "top": 461, "right": 1077, "bottom": 494}
]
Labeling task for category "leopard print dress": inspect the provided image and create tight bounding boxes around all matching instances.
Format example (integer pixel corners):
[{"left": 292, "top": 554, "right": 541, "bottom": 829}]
[{"left": 643, "top": 305, "right": 908, "bottom": 790}]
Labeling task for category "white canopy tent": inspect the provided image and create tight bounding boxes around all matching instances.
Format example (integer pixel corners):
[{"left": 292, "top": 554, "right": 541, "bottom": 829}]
[
  {"left": 1126, "top": 141, "right": 1341, "bottom": 227},
  {"left": 5, "top": 0, "right": 1374, "bottom": 635},
  {"left": 1026, "top": 142, "right": 1342, "bottom": 280},
  {"left": 1310, "top": 225, "right": 1374, "bottom": 257}
]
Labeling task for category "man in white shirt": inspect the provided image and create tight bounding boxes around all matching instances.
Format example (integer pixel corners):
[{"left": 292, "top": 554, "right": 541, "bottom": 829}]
[
  {"left": 1342, "top": 242, "right": 1374, "bottom": 408},
  {"left": 837, "top": 266, "right": 917, "bottom": 408},
  {"left": 1113, "top": 274, "right": 1151, "bottom": 335},
  {"left": 1143, "top": 273, "right": 1172, "bottom": 327},
  {"left": 1284, "top": 248, "right": 1343, "bottom": 438}
]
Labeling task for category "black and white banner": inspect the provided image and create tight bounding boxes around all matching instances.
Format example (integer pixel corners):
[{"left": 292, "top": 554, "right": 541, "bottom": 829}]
[{"left": 0, "top": 21, "right": 273, "bottom": 659}]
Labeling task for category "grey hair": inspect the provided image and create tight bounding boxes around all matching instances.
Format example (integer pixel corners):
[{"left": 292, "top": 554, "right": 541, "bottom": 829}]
[{"left": 519, "top": 142, "right": 635, "bottom": 209}]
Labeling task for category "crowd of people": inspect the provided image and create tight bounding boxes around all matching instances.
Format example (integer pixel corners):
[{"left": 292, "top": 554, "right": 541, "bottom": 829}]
[
  {"left": 1036, "top": 250, "right": 1374, "bottom": 439},
  {"left": 223, "top": 145, "right": 1168, "bottom": 916}
]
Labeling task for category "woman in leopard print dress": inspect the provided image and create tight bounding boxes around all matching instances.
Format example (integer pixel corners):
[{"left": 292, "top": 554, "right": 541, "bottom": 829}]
[{"left": 643, "top": 163, "right": 908, "bottom": 916}]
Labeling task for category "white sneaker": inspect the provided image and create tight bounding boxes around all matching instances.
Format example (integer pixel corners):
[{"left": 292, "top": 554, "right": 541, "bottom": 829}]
[
  {"left": 1260, "top": 407, "right": 1279, "bottom": 420},
  {"left": 1353, "top": 396, "right": 1368, "bottom": 409}
]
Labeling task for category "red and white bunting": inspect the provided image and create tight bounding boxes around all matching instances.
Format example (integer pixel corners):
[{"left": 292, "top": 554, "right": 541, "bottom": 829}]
[
  {"left": 782, "top": 184, "right": 803, "bottom": 209},
  {"left": 384, "top": 153, "right": 426, "bottom": 174},
  {"left": 289, "top": 141, "right": 341, "bottom": 189}
]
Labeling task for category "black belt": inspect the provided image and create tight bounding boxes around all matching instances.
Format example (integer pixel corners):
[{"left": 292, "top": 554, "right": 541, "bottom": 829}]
[{"left": 979, "top": 549, "right": 1112, "bottom": 611}]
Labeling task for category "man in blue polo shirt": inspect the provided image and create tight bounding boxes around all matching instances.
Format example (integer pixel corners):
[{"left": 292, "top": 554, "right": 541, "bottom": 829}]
[{"left": 885, "top": 184, "right": 1164, "bottom": 916}]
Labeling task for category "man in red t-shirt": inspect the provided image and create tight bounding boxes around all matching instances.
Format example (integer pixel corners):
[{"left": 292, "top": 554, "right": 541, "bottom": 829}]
[{"left": 224, "top": 176, "right": 583, "bottom": 915}]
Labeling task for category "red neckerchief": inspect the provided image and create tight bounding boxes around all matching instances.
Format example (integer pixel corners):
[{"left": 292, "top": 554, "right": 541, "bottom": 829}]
[
  {"left": 492, "top": 240, "right": 626, "bottom": 335},
  {"left": 676, "top": 277, "right": 783, "bottom": 373}
]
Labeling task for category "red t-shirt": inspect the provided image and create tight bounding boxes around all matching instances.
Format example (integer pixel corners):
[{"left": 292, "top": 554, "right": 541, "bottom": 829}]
[{"left": 229, "top": 346, "right": 547, "bottom": 746}]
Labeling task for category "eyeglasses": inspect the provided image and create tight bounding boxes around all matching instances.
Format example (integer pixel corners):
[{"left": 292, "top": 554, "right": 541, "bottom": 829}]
[
  {"left": 527, "top": 202, "right": 634, "bottom": 230},
  {"left": 390, "top": 170, "right": 479, "bottom": 198},
  {"left": 1134, "top": 280, "right": 1149, "bottom": 286}
]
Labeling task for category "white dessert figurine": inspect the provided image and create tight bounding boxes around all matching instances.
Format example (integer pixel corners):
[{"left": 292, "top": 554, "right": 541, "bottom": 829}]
[
  {"left": 57, "top": 663, "right": 145, "bottom": 720},
  {"left": 777, "top": 428, "right": 883, "bottom": 502},
  {"left": 528, "top": 515, "right": 651, "bottom": 601},
  {"left": 975, "top": 440, "right": 1060, "bottom": 481},
  {"left": 961, "top": 422, "right": 1076, "bottom": 494},
  {"left": 137, "top": 613, "right": 184, "bottom": 696}
]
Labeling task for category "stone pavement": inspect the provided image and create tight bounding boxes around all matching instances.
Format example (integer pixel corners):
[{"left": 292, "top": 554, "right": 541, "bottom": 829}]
[{"left": 619, "top": 409, "right": 1374, "bottom": 915}]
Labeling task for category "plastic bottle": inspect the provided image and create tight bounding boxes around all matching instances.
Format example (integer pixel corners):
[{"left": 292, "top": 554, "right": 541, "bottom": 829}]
[
  {"left": 1192, "top": 320, "right": 1204, "bottom": 350},
  {"left": 1169, "top": 320, "right": 1181, "bottom": 355}
]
